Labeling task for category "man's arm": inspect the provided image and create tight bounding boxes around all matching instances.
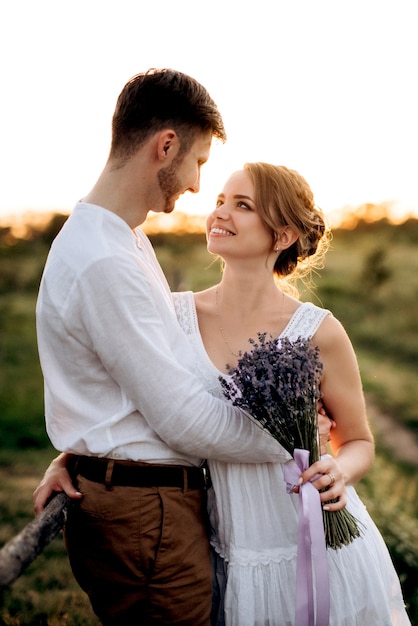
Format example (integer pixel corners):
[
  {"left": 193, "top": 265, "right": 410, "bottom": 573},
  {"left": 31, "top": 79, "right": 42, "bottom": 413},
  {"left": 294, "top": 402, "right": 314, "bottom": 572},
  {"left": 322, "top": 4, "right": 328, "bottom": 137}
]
[
  {"left": 72, "top": 259, "right": 291, "bottom": 464},
  {"left": 33, "top": 412, "right": 333, "bottom": 513}
]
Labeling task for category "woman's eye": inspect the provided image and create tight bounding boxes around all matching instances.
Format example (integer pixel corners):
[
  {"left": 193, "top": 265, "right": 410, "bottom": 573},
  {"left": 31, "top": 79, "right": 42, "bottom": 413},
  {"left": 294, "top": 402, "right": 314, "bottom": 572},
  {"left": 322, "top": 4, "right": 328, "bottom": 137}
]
[{"left": 237, "top": 201, "right": 252, "bottom": 210}]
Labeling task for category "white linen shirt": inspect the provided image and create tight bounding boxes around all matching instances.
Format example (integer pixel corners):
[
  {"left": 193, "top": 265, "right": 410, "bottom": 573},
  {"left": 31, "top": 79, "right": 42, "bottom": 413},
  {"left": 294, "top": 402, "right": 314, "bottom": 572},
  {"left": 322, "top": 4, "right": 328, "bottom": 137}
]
[{"left": 36, "top": 202, "right": 288, "bottom": 466}]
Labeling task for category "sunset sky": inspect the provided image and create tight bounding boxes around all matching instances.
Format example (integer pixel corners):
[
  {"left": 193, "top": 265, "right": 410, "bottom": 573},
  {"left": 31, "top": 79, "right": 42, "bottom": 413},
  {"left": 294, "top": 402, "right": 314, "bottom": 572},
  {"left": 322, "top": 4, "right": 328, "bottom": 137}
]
[{"left": 1, "top": 0, "right": 417, "bottom": 227}]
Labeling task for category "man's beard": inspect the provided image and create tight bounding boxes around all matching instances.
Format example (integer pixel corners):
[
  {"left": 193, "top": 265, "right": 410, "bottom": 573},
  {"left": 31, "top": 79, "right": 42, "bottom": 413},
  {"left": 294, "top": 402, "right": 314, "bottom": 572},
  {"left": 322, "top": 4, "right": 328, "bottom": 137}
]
[{"left": 157, "top": 156, "right": 183, "bottom": 214}]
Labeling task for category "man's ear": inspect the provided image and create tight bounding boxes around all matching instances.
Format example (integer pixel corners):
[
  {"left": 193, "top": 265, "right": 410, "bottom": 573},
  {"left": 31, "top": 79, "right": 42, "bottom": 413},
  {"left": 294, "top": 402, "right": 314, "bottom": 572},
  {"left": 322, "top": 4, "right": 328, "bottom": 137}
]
[
  {"left": 275, "top": 226, "right": 299, "bottom": 251},
  {"left": 156, "top": 130, "right": 179, "bottom": 162}
]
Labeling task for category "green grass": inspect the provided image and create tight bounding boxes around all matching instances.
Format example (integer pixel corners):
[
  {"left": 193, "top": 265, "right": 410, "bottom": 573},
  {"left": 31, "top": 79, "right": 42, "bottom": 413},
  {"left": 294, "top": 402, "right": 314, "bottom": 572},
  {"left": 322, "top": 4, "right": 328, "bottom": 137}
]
[
  {"left": 0, "top": 450, "right": 101, "bottom": 625},
  {"left": 355, "top": 453, "right": 418, "bottom": 618},
  {"left": 0, "top": 296, "right": 48, "bottom": 449}
]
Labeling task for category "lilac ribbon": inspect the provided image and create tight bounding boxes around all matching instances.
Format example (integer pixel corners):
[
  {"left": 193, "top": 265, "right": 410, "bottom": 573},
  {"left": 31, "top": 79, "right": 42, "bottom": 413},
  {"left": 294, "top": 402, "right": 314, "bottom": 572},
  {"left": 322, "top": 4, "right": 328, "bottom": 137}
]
[{"left": 283, "top": 448, "right": 330, "bottom": 626}]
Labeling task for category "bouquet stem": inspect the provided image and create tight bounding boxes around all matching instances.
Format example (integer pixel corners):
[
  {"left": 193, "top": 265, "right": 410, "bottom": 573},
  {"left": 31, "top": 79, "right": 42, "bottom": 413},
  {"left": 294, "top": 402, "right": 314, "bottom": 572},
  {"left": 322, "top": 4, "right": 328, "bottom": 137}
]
[{"left": 322, "top": 501, "right": 362, "bottom": 550}]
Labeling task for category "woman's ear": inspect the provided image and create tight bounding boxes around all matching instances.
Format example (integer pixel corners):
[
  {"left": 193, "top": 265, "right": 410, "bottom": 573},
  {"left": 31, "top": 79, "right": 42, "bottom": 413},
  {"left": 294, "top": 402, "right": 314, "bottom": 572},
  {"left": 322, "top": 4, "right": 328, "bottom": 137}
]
[{"left": 274, "top": 226, "right": 298, "bottom": 252}]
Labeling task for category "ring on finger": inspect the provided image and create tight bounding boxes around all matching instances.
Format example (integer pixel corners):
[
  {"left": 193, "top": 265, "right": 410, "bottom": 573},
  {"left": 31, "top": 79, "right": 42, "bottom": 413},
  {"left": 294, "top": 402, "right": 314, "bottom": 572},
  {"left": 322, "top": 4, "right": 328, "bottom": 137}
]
[{"left": 327, "top": 472, "right": 335, "bottom": 487}]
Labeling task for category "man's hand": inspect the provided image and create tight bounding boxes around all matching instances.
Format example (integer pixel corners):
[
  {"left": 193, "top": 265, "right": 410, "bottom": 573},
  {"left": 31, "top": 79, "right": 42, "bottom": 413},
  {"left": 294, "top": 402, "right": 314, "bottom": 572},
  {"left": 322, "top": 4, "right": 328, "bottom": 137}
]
[
  {"left": 33, "top": 453, "right": 82, "bottom": 515},
  {"left": 318, "top": 403, "right": 336, "bottom": 455}
]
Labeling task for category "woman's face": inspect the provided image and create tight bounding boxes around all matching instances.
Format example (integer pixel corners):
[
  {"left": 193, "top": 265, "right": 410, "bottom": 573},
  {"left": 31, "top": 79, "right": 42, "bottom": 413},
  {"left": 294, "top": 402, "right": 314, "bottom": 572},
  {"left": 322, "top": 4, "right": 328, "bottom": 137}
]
[{"left": 206, "top": 169, "right": 274, "bottom": 264}]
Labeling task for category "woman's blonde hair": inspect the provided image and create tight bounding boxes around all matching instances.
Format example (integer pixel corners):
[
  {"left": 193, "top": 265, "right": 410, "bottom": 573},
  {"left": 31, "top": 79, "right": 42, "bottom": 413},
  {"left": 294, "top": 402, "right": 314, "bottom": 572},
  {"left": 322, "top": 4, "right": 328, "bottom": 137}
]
[{"left": 244, "top": 162, "right": 331, "bottom": 290}]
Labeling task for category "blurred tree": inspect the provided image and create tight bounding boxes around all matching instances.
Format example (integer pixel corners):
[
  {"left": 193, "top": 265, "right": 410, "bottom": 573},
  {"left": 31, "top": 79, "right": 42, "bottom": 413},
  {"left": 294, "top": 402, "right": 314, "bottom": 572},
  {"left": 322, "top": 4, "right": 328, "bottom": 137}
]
[{"left": 360, "top": 247, "right": 391, "bottom": 294}]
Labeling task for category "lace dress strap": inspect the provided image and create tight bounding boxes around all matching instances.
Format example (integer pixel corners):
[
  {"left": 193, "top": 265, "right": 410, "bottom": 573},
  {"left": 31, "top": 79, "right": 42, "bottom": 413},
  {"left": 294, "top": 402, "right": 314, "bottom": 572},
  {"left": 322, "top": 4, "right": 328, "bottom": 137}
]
[
  {"left": 172, "top": 291, "right": 197, "bottom": 336},
  {"left": 281, "top": 302, "right": 331, "bottom": 341}
]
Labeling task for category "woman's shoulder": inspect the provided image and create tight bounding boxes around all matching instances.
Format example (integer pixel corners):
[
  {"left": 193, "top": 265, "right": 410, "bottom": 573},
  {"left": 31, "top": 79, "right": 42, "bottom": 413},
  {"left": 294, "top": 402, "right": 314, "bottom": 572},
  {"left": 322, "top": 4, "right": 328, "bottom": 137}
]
[
  {"left": 193, "top": 287, "right": 217, "bottom": 315},
  {"left": 312, "top": 309, "right": 353, "bottom": 352}
]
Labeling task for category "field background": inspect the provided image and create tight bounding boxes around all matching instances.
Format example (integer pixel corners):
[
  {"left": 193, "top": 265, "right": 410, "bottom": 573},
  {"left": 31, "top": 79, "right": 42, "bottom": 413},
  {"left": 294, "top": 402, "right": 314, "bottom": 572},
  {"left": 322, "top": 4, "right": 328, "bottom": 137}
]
[{"left": 1, "top": 214, "right": 417, "bottom": 625}]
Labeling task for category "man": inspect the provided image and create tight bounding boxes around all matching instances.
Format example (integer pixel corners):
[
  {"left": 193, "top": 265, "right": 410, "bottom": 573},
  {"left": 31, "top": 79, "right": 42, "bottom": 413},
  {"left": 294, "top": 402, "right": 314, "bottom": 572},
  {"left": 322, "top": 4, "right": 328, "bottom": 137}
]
[{"left": 34, "top": 69, "right": 295, "bottom": 626}]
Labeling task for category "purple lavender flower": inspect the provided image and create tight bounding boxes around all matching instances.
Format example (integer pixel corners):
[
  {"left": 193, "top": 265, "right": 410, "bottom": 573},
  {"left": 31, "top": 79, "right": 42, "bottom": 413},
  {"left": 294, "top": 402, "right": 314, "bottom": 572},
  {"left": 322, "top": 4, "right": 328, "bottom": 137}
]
[
  {"left": 219, "top": 332, "right": 361, "bottom": 549},
  {"left": 220, "top": 334, "right": 322, "bottom": 460}
]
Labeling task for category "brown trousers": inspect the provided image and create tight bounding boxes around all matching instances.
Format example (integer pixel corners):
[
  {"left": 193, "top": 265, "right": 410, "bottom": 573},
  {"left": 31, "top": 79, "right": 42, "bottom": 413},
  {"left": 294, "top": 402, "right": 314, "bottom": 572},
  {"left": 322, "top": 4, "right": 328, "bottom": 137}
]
[{"left": 64, "top": 472, "right": 212, "bottom": 625}]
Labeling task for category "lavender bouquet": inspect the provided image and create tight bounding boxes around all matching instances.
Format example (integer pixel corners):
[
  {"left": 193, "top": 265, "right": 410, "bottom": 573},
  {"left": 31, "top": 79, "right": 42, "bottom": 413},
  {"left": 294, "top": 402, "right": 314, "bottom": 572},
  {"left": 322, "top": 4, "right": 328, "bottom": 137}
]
[{"left": 219, "top": 333, "right": 361, "bottom": 550}]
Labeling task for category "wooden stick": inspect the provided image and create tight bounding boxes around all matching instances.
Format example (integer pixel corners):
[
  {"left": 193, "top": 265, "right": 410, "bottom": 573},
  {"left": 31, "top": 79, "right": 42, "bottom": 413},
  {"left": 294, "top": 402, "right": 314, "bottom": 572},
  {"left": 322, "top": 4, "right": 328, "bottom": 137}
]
[{"left": 0, "top": 492, "right": 70, "bottom": 589}]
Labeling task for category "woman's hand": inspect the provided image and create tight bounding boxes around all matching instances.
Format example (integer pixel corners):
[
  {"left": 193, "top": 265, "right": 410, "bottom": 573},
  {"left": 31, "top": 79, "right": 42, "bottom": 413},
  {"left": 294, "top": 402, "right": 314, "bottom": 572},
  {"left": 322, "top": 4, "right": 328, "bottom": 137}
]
[
  {"left": 33, "top": 452, "right": 82, "bottom": 515},
  {"left": 298, "top": 456, "right": 347, "bottom": 511}
]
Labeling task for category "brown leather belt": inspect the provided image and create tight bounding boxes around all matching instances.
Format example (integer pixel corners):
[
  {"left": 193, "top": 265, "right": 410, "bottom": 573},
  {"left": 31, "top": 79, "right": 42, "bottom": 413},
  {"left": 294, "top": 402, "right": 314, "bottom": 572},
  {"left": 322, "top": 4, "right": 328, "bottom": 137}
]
[{"left": 74, "top": 456, "right": 210, "bottom": 490}]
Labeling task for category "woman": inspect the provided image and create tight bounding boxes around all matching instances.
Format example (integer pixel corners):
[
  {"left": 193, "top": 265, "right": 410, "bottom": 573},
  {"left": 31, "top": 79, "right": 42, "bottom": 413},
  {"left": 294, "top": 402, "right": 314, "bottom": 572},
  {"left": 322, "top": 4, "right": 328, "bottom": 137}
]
[
  {"left": 34, "top": 163, "right": 410, "bottom": 625},
  {"left": 173, "top": 163, "right": 409, "bottom": 626}
]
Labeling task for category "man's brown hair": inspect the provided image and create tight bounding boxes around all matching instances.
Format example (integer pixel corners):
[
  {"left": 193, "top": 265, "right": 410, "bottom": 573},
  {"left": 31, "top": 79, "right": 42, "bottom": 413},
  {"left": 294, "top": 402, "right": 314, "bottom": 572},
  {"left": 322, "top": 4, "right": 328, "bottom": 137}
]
[{"left": 110, "top": 68, "right": 226, "bottom": 161}]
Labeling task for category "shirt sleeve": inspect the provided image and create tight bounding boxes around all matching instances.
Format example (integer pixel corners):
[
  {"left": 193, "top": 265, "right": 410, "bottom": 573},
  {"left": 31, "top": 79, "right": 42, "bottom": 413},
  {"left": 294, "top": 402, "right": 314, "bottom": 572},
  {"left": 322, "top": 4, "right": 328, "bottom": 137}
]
[{"left": 69, "top": 255, "right": 291, "bottom": 464}]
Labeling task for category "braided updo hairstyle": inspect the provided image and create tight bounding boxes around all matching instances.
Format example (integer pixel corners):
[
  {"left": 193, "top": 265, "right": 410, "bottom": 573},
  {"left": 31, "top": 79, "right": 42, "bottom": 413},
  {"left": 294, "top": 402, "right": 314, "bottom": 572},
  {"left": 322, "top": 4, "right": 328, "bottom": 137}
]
[{"left": 244, "top": 162, "right": 331, "bottom": 286}]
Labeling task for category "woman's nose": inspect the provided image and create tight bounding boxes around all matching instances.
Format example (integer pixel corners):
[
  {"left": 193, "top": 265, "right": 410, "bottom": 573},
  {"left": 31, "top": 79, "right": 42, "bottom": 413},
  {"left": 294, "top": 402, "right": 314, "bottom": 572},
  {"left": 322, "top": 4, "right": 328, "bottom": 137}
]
[{"left": 213, "top": 202, "right": 230, "bottom": 219}]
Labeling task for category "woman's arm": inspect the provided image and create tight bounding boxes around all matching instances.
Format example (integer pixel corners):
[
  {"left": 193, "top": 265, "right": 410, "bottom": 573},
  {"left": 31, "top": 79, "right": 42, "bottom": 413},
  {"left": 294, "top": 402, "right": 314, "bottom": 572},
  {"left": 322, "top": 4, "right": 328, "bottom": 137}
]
[{"left": 299, "top": 315, "right": 374, "bottom": 510}]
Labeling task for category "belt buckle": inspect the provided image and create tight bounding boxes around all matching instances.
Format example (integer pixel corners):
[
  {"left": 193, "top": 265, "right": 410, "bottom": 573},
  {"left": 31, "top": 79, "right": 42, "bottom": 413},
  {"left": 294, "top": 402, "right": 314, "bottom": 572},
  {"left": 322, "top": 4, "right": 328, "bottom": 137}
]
[{"left": 201, "top": 465, "right": 210, "bottom": 490}]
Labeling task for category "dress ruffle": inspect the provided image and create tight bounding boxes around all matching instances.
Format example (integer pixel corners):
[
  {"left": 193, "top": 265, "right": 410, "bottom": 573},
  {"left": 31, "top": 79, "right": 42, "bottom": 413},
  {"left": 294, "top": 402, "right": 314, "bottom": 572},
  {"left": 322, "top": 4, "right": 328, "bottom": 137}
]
[{"left": 210, "top": 486, "right": 409, "bottom": 626}]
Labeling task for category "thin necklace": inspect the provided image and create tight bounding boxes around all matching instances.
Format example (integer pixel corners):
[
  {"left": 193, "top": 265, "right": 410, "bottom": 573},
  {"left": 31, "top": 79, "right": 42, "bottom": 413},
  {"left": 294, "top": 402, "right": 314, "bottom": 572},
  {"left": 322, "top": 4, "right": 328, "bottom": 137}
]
[{"left": 215, "top": 285, "right": 285, "bottom": 357}]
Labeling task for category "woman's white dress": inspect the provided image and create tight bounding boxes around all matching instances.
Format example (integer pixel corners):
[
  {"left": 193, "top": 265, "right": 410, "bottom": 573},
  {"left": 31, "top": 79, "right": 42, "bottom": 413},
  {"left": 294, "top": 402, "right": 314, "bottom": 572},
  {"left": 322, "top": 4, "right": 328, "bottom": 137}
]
[{"left": 173, "top": 291, "right": 411, "bottom": 626}]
